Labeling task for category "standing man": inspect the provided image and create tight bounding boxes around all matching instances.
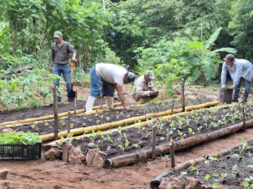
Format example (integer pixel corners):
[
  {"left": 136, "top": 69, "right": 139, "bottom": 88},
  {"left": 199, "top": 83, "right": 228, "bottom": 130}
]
[
  {"left": 221, "top": 54, "right": 253, "bottom": 103},
  {"left": 132, "top": 70, "right": 159, "bottom": 103},
  {"left": 85, "top": 63, "right": 135, "bottom": 112},
  {"left": 49, "top": 31, "right": 77, "bottom": 102}
]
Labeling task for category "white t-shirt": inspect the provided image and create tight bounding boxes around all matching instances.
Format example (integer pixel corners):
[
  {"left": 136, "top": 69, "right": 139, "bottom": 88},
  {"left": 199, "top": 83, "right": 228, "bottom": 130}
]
[{"left": 96, "top": 63, "right": 127, "bottom": 86}]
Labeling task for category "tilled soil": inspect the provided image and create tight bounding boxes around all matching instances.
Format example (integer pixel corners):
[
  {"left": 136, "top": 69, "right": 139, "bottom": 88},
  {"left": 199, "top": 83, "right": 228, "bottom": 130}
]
[
  {"left": 3, "top": 97, "right": 212, "bottom": 135},
  {"left": 71, "top": 104, "right": 253, "bottom": 159},
  {"left": 167, "top": 140, "right": 253, "bottom": 189}
]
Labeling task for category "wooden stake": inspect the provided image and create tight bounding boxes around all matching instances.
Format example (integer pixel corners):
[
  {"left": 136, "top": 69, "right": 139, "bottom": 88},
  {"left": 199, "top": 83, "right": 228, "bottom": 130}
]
[
  {"left": 170, "top": 139, "right": 175, "bottom": 168},
  {"left": 152, "top": 126, "right": 157, "bottom": 160},
  {"left": 242, "top": 103, "right": 246, "bottom": 130},
  {"left": 171, "top": 100, "right": 174, "bottom": 114},
  {"left": 181, "top": 78, "right": 185, "bottom": 112},
  {"left": 74, "top": 91, "right": 77, "bottom": 114},
  {"left": 67, "top": 112, "right": 71, "bottom": 134},
  {"left": 53, "top": 86, "right": 59, "bottom": 140}
]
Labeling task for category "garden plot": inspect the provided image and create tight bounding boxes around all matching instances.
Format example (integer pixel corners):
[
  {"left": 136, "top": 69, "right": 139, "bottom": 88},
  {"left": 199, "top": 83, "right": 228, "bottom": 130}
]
[
  {"left": 1, "top": 98, "right": 211, "bottom": 135},
  {"left": 152, "top": 139, "right": 253, "bottom": 189},
  {"left": 69, "top": 102, "right": 253, "bottom": 165}
]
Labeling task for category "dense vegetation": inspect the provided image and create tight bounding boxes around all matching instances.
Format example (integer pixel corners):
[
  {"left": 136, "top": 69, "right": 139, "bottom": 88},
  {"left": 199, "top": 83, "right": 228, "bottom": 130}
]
[{"left": 0, "top": 0, "right": 252, "bottom": 110}]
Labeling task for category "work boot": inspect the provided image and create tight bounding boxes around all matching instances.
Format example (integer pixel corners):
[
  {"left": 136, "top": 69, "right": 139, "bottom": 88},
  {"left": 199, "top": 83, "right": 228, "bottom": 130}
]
[
  {"left": 242, "top": 98, "right": 247, "bottom": 103},
  {"left": 232, "top": 98, "right": 238, "bottom": 103},
  {"left": 68, "top": 98, "right": 75, "bottom": 102},
  {"left": 106, "top": 96, "right": 114, "bottom": 110},
  {"left": 57, "top": 97, "right": 61, "bottom": 103}
]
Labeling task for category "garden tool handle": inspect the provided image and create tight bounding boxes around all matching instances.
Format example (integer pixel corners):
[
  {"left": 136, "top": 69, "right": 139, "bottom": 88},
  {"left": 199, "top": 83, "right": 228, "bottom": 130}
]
[{"left": 69, "top": 60, "right": 75, "bottom": 83}]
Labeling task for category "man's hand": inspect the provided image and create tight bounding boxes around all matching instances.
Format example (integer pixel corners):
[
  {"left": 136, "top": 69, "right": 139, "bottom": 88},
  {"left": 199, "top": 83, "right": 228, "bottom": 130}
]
[
  {"left": 124, "top": 105, "right": 131, "bottom": 111},
  {"left": 72, "top": 57, "right": 77, "bottom": 63},
  {"left": 49, "top": 66, "right": 53, "bottom": 73},
  {"left": 150, "top": 90, "right": 159, "bottom": 97},
  {"left": 221, "top": 85, "right": 226, "bottom": 88},
  {"left": 229, "top": 85, "right": 234, "bottom": 89}
]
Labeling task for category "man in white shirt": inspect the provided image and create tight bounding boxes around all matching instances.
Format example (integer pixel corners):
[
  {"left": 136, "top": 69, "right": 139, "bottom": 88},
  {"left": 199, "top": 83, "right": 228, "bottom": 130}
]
[
  {"left": 132, "top": 70, "right": 159, "bottom": 103},
  {"left": 221, "top": 54, "right": 253, "bottom": 102},
  {"left": 85, "top": 63, "right": 135, "bottom": 112}
]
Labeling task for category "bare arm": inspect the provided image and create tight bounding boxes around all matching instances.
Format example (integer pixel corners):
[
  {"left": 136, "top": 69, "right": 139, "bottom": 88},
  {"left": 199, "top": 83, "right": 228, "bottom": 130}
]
[{"left": 115, "top": 83, "right": 130, "bottom": 110}]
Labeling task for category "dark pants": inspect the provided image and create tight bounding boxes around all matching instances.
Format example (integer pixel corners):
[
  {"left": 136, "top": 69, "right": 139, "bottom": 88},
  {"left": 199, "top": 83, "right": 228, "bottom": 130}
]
[
  {"left": 233, "top": 78, "right": 251, "bottom": 100},
  {"left": 53, "top": 64, "right": 71, "bottom": 99}
]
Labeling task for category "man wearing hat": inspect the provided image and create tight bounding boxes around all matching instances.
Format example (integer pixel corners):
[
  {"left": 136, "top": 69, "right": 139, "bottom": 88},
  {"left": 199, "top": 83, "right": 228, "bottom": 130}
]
[
  {"left": 132, "top": 70, "right": 159, "bottom": 103},
  {"left": 85, "top": 63, "right": 135, "bottom": 112},
  {"left": 49, "top": 31, "right": 77, "bottom": 102},
  {"left": 221, "top": 54, "right": 253, "bottom": 103}
]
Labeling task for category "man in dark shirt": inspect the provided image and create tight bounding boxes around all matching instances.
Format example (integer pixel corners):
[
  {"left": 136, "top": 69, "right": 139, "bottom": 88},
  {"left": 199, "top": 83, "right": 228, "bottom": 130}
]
[{"left": 49, "top": 31, "right": 77, "bottom": 102}]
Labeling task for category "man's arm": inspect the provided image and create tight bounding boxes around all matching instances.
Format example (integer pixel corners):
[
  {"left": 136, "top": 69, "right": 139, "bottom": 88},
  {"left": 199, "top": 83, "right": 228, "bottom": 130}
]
[
  {"left": 68, "top": 43, "right": 77, "bottom": 63},
  {"left": 233, "top": 64, "right": 242, "bottom": 87},
  {"left": 115, "top": 83, "right": 130, "bottom": 110}
]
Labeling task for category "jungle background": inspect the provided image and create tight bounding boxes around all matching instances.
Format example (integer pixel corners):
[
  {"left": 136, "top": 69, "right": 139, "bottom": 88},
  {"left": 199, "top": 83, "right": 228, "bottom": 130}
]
[{"left": 0, "top": 0, "right": 252, "bottom": 110}]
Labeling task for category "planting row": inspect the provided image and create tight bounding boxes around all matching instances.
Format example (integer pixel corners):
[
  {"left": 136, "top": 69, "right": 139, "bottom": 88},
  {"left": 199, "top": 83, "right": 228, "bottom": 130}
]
[
  {"left": 157, "top": 139, "right": 253, "bottom": 189},
  {"left": 70, "top": 101, "right": 253, "bottom": 160},
  {"left": 1, "top": 98, "right": 211, "bottom": 135}
]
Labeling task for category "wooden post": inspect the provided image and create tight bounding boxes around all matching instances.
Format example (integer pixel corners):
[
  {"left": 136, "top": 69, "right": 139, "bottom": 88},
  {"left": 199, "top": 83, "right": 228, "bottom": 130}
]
[
  {"left": 67, "top": 112, "right": 71, "bottom": 134},
  {"left": 74, "top": 91, "right": 77, "bottom": 114},
  {"left": 53, "top": 86, "right": 59, "bottom": 140},
  {"left": 181, "top": 78, "right": 185, "bottom": 112},
  {"left": 170, "top": 139, "right": 175, "bottom": 168},
  {"left": 152, "top": 126, "right": 157, "bottom": 160},
  {"left": 171, "top": 100, "right": 174, "bottom": 114},
  {"left": 242, "top": 103, "right": 246, "bottom": 130}
]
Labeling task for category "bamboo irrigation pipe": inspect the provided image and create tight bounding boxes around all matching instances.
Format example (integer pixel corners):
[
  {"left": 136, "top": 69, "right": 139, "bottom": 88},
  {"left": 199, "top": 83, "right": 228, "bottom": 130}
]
[
  {"left": 150, "top": 137, "right": 253, "bottom": 189},
  {"left": 42, "top": 101, "right": 219, "bottom": 143},
  {"left": 104, "top": 119, "right": 253, "bottom": 168}
]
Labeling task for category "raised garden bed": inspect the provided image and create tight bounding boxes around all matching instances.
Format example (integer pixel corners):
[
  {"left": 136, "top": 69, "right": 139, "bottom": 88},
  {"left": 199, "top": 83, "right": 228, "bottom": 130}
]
[
  {"left": 2, "top": 98, "right": 212, "bottom": 136},
  {"left": 151, "top": 139, "right": 253, "bottom": 189},
  {"left": 67, "top": 101, "right": 253, "bottom": 166}
]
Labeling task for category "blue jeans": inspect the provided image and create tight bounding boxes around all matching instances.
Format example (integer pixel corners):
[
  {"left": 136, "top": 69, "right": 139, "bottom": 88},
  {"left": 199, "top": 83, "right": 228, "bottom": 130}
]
[
  {"left": 89, "top": 66, "right": 115, "bottom": 97},
  {"left": 233, "top": 78, "right": 251, "bottom": 100},
  {"left": 53, "top": 64, "right": 71, "bottom": 98}
]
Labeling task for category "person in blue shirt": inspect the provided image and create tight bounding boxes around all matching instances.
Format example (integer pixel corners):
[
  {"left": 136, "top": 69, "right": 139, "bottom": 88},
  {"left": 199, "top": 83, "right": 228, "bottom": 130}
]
[{"left": 221, "top": 54, "right": 253, "bottom": 103}]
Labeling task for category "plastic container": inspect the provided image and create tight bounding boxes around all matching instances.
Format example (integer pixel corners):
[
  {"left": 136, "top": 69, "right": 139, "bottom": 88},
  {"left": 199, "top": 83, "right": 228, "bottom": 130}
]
[
  {"left": 220, "top": 88, "right": 233, "bottom": 104},
  {"left": 0, "top": 143, "right": 41, "bottom": 160}
]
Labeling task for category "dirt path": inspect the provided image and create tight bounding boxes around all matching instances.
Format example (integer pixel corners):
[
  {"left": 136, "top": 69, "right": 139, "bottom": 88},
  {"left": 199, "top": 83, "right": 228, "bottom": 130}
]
[{"left": 1, "top": 128, "right": 253, "bottom": 189}]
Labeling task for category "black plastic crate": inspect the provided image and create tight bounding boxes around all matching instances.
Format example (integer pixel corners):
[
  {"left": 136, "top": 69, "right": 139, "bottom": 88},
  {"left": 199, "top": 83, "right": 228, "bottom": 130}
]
[{"left": 0, "top": 143, "right": 41, "bottom": 160}]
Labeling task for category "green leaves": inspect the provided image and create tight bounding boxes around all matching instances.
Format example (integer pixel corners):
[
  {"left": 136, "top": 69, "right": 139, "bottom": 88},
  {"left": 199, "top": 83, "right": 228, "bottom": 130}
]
[{"left": 0, "top": 132, "right": 41, "bottom": 145}]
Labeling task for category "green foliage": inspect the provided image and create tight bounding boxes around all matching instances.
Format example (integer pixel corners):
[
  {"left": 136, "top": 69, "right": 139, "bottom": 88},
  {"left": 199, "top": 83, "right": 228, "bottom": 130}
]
[
  {"left": 0, "top": 132, "right": 41, "bottom": 145},
  {"left": 229, "top": 0, "right": 253, "bottom": 60}
]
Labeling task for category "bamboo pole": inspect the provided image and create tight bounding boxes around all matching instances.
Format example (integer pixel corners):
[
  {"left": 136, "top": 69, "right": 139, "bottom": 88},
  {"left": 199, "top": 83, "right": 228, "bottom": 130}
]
[
  {"left": 44, "top": 101, "right": 220, "bottom": 143},
  {"left": 53, "top": 86, "right": 59, "bottom": 140}
]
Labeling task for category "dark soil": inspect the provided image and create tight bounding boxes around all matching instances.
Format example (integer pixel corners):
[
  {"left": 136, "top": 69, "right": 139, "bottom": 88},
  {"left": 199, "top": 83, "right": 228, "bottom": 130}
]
[
  {"left": 3, "top": 97, "right": 212, "bottom": 135},
  {"left": 169, "top": 140, "right": 253, "bottom": 189},
  {"left": 71, "top": 102, "right": 253, "bottom": 159},
  {"left": 0, "top": 99, "right": 107, "bottom": 123}
]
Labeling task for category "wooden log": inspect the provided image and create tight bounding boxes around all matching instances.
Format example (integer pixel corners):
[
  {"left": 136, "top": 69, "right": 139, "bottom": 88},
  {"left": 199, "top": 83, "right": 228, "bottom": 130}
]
[
  {"left": 105, "top": 119, "right": 253, "bottom": 168},
  {"left": 53, "top": 86, "right": 59, "bottom": 140}
]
